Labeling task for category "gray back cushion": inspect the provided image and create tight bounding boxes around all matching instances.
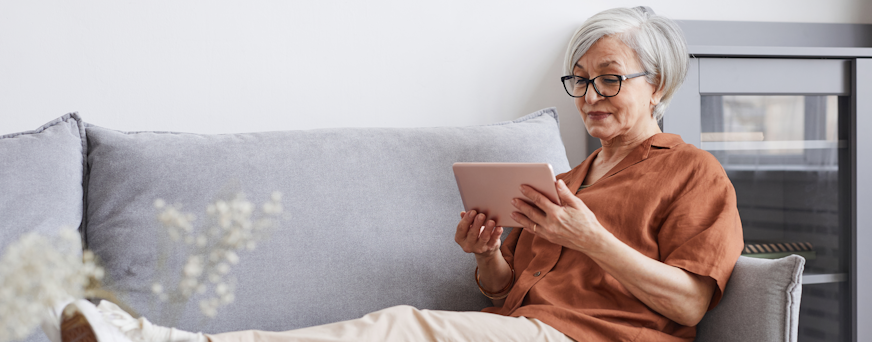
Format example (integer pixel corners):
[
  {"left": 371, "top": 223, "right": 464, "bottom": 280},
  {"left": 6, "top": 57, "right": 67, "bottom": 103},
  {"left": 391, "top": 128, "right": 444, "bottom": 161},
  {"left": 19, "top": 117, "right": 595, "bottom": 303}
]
[
  {"left": 84, "top": 108, "right": 570, "bottom": 333},
  {"left": 0, "top": 113, "right": 86, "bottom": 342},
  {"left": 696, "top": 255, "right": 805, "bottom": 342}
]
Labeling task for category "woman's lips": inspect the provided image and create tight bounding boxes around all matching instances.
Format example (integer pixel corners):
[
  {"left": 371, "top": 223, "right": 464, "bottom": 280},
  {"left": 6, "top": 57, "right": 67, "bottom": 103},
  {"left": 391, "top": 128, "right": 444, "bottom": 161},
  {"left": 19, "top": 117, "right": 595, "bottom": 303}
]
[{"left": 587, "top": 111, "right": 610, "bottom": 120}]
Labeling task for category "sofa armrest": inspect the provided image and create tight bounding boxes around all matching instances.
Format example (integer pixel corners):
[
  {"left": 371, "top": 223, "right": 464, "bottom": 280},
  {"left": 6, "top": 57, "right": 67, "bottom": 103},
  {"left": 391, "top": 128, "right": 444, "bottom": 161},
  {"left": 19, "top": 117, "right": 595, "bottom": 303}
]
[{"left": 696, "top": 255, "right": 805, "bottom": 342}]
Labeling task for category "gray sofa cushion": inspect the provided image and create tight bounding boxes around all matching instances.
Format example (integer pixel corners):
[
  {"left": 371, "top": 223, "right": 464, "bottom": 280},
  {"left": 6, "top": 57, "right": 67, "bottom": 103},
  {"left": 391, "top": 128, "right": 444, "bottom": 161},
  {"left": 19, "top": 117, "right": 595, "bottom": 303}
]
[
  {"left": 696, "top": 255, "right": 805, "bottom": 342},
  {"left": 0, "top": 113, "right": 86, "bottom": 342},
  {"left": 84, "top": 108, "right": 570, "bottom": 334}
]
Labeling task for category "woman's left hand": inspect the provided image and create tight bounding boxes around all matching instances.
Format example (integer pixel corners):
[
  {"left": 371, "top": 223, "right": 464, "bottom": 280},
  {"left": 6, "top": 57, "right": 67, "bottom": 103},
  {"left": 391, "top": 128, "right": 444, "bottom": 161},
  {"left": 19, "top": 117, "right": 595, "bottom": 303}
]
[{"left": 510, "top": 179, "right": 608, "bottom": 253}]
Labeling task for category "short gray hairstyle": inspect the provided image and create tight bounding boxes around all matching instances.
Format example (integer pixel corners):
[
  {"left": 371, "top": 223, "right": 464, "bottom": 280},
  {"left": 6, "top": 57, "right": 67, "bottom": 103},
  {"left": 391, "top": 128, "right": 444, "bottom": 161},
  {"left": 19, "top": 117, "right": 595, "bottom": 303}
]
[{"left": 563, "top": 6, "right": 688, "bottom": 122}]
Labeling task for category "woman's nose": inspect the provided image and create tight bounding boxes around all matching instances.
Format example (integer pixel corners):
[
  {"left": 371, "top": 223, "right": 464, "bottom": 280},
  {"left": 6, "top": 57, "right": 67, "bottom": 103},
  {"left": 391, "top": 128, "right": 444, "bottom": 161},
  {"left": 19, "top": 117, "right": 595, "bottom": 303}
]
[{"left": 584, "top": 87, "right": 603, "bottom": 104}]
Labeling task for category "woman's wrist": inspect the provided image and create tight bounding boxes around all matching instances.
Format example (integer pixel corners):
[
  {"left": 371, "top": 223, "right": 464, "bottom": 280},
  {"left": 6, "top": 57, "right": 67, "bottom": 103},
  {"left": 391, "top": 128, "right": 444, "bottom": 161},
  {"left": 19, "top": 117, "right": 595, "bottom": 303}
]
[
  {"left": 572, "top": 222, "right": 616, "bottom": 256},
  {"left": 473, "top": 247, "right": 502, "bottom": 263},
  {"left": 474, "top": 252, "right": 513, "bottom": 292}
]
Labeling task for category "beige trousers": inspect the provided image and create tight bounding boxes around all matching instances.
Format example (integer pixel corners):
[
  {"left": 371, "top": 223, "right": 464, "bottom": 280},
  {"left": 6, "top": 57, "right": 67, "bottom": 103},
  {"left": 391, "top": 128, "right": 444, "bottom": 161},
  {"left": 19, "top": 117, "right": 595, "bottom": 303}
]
[{"left": 207, "top": 305, "right": 573, "bottom": 342}]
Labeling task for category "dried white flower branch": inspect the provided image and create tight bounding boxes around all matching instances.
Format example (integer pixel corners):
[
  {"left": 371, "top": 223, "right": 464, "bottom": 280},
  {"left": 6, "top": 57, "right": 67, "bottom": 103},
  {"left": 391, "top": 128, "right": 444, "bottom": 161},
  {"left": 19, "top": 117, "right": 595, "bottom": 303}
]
[
  {"left": 0, "top": 192, "right": 282, "bottom": 342},
  {"left": 151, "top": 192, "right": 283, "bottom": 320},
  {"left": 0, "top": 228, "right": 105, "bottom": 342}
]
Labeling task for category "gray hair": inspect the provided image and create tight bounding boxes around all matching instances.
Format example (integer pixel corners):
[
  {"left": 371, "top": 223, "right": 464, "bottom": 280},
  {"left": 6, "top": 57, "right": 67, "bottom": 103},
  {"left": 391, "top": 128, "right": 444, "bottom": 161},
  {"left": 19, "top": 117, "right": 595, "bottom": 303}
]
[{"left": 563, "top": 6, "right": 688, "bottom": 122}]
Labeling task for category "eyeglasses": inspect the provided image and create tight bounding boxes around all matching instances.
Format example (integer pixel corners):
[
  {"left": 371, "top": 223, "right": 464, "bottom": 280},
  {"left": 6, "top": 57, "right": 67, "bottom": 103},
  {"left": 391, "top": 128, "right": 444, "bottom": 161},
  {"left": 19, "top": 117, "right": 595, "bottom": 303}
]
[{"left": 560, "top": 72, "right": 649, "bottom": 98}]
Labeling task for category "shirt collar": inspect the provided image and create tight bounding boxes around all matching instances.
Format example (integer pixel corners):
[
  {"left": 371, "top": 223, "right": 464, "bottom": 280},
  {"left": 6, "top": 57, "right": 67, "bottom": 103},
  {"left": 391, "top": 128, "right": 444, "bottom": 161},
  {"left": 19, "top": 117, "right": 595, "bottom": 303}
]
[
  {"left": 644, "top": 133, "right": 685, "bottom": 159},
  {"left": 649, "top": 133, "right": 685, "bottom": 149},
  {"left": 566, "top": 133, "right": 687, "bottom": 193}
]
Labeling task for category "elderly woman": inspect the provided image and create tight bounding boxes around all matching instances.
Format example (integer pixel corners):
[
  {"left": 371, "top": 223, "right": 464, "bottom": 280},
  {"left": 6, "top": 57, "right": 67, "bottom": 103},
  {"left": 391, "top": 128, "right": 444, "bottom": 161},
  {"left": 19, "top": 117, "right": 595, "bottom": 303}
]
[
  {"left": 461, "top": 6, "right": 744, "bottom": 341},
  {"left": 54, "top": 6, "right": 742, "bottom": 342}
]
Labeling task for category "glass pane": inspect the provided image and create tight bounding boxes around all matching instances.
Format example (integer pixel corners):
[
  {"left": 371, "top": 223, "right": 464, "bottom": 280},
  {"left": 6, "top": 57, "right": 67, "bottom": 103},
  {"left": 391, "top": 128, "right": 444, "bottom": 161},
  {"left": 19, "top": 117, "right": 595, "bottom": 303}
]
[
  {"left": 700, "top": 95, "right": 844, "bottom": 271},
  {"left": 700, "top": 94, "right": 849, "bottom": 342},
  {"left": 799, "top": 282, "right": 847, "bottom": 342},
  {"left": 702, "top": 95, "right": 840, "bottom": 164}
]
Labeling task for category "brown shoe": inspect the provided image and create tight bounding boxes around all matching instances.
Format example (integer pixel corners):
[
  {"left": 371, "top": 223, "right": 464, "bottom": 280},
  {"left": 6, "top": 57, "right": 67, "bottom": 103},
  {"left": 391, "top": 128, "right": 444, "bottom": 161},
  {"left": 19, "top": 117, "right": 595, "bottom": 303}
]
[
  {"left": 61, "top": 308, "right": 98, "bottom": 342},
  {"left": 57, "top": 300, "right": 135, "bottom": 342}
]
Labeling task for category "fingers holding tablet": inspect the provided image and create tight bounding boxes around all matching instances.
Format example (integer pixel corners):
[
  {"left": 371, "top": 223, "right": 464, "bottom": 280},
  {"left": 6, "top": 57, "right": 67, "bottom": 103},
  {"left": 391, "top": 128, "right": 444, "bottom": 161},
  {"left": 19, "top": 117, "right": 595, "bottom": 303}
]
[{"left": 454, "top": 210, "right": 503, "bottom": 256}]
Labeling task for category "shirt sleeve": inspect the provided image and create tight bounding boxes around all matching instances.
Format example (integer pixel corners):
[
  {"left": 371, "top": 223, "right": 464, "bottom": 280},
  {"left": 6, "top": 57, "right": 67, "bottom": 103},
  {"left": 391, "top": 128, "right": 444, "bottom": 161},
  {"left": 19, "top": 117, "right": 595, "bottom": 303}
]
[{"left": 658, "top": 151, "right": 744, "bottom": 310}]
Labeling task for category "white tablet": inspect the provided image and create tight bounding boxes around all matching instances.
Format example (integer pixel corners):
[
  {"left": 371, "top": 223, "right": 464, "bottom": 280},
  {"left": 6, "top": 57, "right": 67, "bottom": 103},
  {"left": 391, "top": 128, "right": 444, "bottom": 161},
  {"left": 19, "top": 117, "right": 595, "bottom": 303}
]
[{"left": 452, "top": 162, "right": 560, "bottom": 228}]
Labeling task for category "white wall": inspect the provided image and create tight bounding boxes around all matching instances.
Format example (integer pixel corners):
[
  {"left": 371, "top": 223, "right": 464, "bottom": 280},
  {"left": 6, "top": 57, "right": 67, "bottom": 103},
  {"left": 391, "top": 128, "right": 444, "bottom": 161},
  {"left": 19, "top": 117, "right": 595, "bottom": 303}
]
[{"left": 3, "top": 0, "right": 870, "bottom": 166}]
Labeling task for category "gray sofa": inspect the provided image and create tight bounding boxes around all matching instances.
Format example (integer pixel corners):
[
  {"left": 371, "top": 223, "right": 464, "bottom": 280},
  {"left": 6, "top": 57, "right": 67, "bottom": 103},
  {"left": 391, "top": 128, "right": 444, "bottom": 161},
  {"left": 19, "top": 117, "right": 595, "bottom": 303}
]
[{"left": 1, "top": 109, "right": 803, "bottom": 341}]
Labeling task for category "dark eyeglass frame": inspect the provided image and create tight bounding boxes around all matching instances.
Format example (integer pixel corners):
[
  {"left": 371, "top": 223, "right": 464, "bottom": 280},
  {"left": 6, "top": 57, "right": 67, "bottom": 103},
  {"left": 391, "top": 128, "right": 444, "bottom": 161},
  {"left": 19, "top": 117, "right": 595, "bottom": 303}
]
[{"left": 560, "top": 72, "right": 649, "bottom": 98}]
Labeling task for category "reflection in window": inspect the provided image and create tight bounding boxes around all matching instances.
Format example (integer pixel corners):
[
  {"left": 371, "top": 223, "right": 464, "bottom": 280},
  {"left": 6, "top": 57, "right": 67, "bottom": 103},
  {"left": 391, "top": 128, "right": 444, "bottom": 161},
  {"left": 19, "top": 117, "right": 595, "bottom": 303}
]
[{"left": 700, "top": 95, "right": 841, "bottom": 168}]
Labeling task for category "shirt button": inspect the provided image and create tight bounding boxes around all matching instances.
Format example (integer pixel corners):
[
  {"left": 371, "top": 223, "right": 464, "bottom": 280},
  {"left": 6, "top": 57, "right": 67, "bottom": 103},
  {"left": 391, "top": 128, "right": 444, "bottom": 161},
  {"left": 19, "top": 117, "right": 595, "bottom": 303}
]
[{"left": 534, "top": 271, "right": 541, "bottom": 277}]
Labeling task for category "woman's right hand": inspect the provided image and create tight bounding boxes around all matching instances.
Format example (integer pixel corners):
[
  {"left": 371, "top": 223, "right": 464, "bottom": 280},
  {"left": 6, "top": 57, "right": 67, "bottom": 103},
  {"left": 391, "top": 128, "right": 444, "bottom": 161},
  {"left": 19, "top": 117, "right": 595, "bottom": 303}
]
[
  {"left": 454, "top": 210, "right": 503, "bottom": 258},
  {"left": 455, "top": 210, "right": 513, "bottom": 306}
]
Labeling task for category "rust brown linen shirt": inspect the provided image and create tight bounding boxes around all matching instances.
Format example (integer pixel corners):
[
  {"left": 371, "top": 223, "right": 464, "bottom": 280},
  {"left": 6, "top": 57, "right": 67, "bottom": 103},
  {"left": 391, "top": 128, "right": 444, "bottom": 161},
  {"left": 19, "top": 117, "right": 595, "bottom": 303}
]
[{"left": 482, "top": 133, "right": 744, "bottom": 342}]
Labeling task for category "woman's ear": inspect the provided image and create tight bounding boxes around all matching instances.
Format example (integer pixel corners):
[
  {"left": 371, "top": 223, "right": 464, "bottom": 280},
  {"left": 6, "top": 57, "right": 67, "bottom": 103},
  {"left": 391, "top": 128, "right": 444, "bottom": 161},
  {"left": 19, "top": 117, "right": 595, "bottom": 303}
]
[
  {"left": 648, "top": 74, "right": 664, "bottom": 107},
  {"left": 650, "top": 87, "right": 664, "bottom": 106}
]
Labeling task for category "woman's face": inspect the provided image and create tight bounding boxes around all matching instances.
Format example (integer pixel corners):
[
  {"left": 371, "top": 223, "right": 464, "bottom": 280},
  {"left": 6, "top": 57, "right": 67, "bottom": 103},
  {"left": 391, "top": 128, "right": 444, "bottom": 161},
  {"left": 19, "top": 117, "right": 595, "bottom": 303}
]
[{"left": 573, "top": 35, "right": 662, "bottom": 143}]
